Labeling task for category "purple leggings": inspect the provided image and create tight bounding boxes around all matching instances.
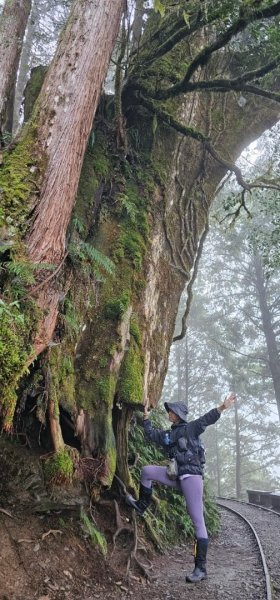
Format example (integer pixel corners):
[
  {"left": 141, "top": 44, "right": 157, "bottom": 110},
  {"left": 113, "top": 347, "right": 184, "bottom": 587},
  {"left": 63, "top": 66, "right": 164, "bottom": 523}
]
[{"left": 141, "top": 465, "right": 207, "bottom": 539}]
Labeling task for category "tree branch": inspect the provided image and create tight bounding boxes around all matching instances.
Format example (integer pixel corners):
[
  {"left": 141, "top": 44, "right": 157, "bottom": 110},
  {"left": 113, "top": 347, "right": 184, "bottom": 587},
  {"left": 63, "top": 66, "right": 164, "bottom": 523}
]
[
  {"left": 139, "top": 94, "right": 251, "bottom": 189},
  {"left": 177, "top": 79, "right": 280, "bottom": 104},
  {"left": 135, "top": 5, "right": 223, "bottom": 68},
  {"left": 173, "top": 220, "right": 209, "bottom": 342},
  {"left": 147, "top": 2, "right": 280, "bottom": 100}
]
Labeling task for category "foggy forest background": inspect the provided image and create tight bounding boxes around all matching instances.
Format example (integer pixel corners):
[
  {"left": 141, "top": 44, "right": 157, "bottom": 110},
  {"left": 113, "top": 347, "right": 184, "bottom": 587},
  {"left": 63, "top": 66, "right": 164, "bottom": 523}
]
[{"left": 162, "top": 129, "right": 280, "bottom": 497}]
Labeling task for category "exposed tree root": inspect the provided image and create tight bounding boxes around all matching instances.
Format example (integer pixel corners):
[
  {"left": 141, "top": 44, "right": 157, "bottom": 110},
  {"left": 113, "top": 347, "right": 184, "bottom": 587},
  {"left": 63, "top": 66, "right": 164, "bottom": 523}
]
[
  {"left": 108, "top": 475, "right": 157, "bottom": 580},
  {"left": 0, "top": 508, "right": 13, "bottom": 518},
  {"left": 112, "top": 499, "right": 133, "bottom": 547},
  {"left": 126, "top": 512, "right": 156, "bottom": 582}
]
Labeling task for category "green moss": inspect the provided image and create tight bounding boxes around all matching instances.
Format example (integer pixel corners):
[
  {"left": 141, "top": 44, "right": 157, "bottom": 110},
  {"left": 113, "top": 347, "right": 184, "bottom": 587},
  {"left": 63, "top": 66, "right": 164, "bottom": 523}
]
[
  {"left": 119, "top": 231, "right": 145, "bottom": 270},
  {"left": 98, "top": 374, "right": 116, "bottom": 405},
  {"left": 63, "top": 297, "right": 82, "bottom": 339},
  {"left": 101, "top": 442, "right": 117, "bottom": 487},
  {"left": 118, "top": 339, "right": 144, "bottom": 405},
  {"left": 98, "top": 356, "right": 108, "bottom": 369},
  {"left": 129, "top": 318, "right": 141, "bottom": 346},
  {"left": 24, "top": 66, "right": 48, "bottom": 122},
  {"left": 107, "top": 343, "right": 117, "bottom": 357},
  {"left": 117, "top": 179, "right": 150, "bottom": 239},
  {"left": 0, "top": 121, "right": 41, "bottom": 233},
  {"left": 151, "top": 158, "right": 168, "bottom": 185},
  {"left": 0, "top": 300, "right": 37, "bottom": 429},
  {"left": 72, "top": 130, "right": 110, "bottom": 235},
  {"left": 103, "top": 291, "right": 130, "bottom": 321},
  {"left": 92, "top": 132, "right": 110, "bottom": 179},
  {"left": 43, "top": 448, "right": 74, "bottom": 485},
  {"left": 48, "top": 345, "right": 76, "bottom": 414},
  {"left": 81, "top": 510, "right": 107, "bottom": 556},
  {"left": 0, "top": 126, "right": 44, "bottom": 422}
]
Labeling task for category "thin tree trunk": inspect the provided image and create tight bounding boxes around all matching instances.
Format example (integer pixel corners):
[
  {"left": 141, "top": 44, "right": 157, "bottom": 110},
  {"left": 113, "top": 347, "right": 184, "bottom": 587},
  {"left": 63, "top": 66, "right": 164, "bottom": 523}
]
[
  {"left": 0, "top": 0, "right": 31, "bottom": 137},
  {"left": 253, "top": 253, "right": 280, "bottom": 420},
  {"left": 131, "top": 0, "right": 144, "bottom": 52},
  {"left": 175, "top": 342, "right": 183, "bottom": 402},
  {"left": 23, "top": 0, "right": 123, "bottom": 355},
  {"left": 234, "top": 398, "right": 241, "bottom": 499},
  {"left": 12, "top": 0, "right": 37, "bottom": 134},
  {"left": 184, "top": 334, "right": 189, "bottom": 408},
  {"left": 214, "top": 424, "right": 221, "bottom": 496}
]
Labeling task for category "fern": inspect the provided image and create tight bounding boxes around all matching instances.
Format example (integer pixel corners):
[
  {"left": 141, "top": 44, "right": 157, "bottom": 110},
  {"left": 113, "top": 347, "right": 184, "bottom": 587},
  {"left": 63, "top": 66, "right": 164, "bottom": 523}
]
[
  {"left": 62, "top": 298, "right": 81, "bottom": 340},
  {"left": 118, "top": 193, "right": 138, "bottom": 223},
  {"left": 0, "top": 299, "right": 25, "bottom": 325},
  {"left": 0, "top": 243, "right": 12, "bottom": 255},
  {"left": 3, "top": 261, "right": 55, "bottom": 297},
  {"left": 80, "top": 242, "right": 114, "bottom": 275},
  {"left": 68, "top": 241, "right": 115, "bottom": 278},
  {"left": 72, "top": 217, "right": 86, "bottom": 236}
]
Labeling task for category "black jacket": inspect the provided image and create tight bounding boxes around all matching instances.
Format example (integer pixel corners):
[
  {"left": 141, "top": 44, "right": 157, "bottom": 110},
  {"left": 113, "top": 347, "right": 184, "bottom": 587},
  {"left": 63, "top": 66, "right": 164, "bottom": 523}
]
[{"left": 143, "top": 408, "right": 221, "bottom": 476}]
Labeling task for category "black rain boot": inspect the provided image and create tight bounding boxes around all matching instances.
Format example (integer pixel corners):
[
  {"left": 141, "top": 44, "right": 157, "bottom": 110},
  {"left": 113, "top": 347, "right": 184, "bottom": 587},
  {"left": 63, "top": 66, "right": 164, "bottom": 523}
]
[
  {"left": 185, "top": 538, "right": 208, "bottom": 583},
  {"left": 126, "top": 483, "right": 152, "bottom": 516}
]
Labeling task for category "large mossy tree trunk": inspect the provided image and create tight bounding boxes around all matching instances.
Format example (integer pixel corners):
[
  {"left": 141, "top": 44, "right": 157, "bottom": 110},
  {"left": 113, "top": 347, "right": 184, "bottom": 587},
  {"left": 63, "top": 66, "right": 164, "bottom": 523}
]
[
  {"left": 1, "top": 1, "right": 280, "bottom": 490},
  {"left": 0, "top": 0, "right": 123, "bottom": 431},
  {"left": 0, "top": 0, "right": 32, "bottom": 137},
  {"left": 67, "top": 14, "right": 280, "bottom": 486},
  {"left": 1, "top": 0, "right": 123, "bottom": 354}
]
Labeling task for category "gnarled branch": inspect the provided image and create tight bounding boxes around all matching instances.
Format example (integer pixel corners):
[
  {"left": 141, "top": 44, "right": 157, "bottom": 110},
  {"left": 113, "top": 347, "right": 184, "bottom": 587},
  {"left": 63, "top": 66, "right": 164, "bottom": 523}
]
[
  {"left": 152, "top": 1, "right": 280, "bottom": 100},
  {"left": 139, "top": 94, "right": 251, "bottom": 190}
]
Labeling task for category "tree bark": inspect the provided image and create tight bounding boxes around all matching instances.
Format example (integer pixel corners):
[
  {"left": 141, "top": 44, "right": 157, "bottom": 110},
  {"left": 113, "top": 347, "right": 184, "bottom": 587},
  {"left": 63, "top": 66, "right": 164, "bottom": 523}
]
[
  {"left": 130, "top": 0, "right": 144, "bottom": 53},
  {"left": 0, "top": 0, "right": 31, "bottom": 137},
  {"left": 174, "top": 342, "right": 183, "bottom": 403},
  {"left": 23, "top": 0, "right": 123, "bottom": 355}
]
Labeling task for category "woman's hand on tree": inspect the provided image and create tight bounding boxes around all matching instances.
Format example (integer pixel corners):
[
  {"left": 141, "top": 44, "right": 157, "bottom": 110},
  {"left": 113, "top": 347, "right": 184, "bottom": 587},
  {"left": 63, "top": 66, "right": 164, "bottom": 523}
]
[{"left": 143, "top": 405, "right": 150, "bottom": 419}]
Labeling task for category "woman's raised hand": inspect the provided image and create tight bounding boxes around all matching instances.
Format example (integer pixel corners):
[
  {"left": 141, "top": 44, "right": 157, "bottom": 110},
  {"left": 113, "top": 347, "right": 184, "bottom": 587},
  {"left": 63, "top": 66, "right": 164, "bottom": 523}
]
[{"left": 223, "top": 392, "right": 236, "bottom": 409}]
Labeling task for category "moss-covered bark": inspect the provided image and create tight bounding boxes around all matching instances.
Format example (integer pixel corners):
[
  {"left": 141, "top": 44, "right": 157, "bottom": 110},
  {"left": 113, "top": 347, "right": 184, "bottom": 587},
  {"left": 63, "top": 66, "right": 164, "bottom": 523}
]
[
  {"left": 1, "top": 1, "right": 280, "bottom": 494},
  {"left": 0, "top": 0, "right": 123, "bottom": 433}
]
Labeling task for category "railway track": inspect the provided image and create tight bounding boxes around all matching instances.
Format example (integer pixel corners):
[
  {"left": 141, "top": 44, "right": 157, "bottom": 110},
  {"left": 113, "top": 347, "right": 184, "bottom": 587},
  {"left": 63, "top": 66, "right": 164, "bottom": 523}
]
[{"left": 216, "top": 497, "right": 280, "bottom": 600}]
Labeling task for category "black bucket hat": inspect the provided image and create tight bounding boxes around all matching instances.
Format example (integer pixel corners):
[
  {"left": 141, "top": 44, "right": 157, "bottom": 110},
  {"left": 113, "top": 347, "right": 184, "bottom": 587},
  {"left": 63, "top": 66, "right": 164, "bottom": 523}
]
[{"left": 164, "top": 402, "right": 188, "bottom": 423}]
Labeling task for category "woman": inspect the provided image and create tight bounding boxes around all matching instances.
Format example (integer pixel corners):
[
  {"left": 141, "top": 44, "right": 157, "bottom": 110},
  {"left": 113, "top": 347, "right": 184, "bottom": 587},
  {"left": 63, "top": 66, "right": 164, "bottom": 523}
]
[{"left": 126, "top": 392, "right": 236, "bottom": 583}]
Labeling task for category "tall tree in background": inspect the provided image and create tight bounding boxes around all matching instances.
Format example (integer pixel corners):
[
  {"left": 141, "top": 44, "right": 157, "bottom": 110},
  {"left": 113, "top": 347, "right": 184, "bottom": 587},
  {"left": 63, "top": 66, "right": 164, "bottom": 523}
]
[
  {"left": 0, "top": 0, "right": 32, "bottom": 137},
  {"left": 1, "top": 0, "right": 280, "bottom": 491},
  {"left": 253, "top": 252, "right": 280, "bottom": 418}
]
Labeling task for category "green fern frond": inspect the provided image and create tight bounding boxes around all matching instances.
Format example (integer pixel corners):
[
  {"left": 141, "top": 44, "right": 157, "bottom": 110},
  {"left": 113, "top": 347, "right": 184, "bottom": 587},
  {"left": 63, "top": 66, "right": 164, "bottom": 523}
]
[
  {"left": 0, "top": 299, "right": 25, "bottom": 325},
  {"left": 68, "top": 240, "right": 114, "bottom": 275},
  {"left": 72, "top": 217, "right": 86, "bottom": 235},
  {"left": 79, "top": 242, "right": 115, "bottom": 275},
  {"left": 118, "top": 194, "right": 138, "bottom": 223}
]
